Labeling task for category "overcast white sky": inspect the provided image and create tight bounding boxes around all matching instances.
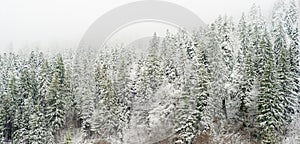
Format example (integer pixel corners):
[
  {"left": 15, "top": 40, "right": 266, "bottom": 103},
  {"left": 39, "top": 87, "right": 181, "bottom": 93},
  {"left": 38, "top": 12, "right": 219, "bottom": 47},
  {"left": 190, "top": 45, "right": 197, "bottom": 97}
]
[{"left": 0, "top": 0, "right": 278, "bottom": 52}]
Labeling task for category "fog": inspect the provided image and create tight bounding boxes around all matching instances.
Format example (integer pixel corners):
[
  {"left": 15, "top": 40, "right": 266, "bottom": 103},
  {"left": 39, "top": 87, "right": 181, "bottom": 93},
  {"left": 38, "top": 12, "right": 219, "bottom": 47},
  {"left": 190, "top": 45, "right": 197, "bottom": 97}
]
[{"left": 0, "top": 0, "right": 278, "bottom": 52}]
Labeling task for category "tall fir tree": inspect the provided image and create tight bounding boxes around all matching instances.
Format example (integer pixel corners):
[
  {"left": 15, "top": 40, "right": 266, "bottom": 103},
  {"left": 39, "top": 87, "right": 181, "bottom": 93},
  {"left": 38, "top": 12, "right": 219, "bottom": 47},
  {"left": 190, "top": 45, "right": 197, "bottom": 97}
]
[
  {"left": 277, "top": 47, "right": 296, "bottom": 125},
  {"left": 174, "top": 74, "right": 194, "bottom": 144},
  {"left": 46, "top": 55, "right": 66, "bottom": 142},
  {"left": 80, "top": 62, "right": 94, "bottom": 140},
  {"left": 92, "top": 64, "right": 123, "bottom": 140},
  {"left": 257, "top": 56, "right": 284, "bottom": 143},
  {"left": 285, "top": 0, "right": 300, "bottom": 113},
  {"left": 13, "top": 68, "right": 32, "bottom": 144}
]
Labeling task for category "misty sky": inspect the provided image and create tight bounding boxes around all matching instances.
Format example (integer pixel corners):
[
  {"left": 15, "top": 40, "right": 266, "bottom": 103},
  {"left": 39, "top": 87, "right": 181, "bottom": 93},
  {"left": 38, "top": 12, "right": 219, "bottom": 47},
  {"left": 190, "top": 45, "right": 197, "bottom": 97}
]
[{"left": 0, "top": 0, "right": 278, "bottom": 52}]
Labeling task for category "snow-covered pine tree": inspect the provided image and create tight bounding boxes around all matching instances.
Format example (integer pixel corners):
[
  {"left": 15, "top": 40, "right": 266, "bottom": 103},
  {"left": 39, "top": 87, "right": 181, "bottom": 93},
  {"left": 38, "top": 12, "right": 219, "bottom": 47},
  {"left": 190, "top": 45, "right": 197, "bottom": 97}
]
[
  {"left": 92, "top": 66, "right": 103, "bottom": 136},
  {"left": 75, "top": 48, "right": 95, "bottom": 141},
  {"left": 211, "top": 15, "right": 234, "bottom": 120},
  {"left": 161, "top": 32, "right": 179, "bottom": 84},
  {"left": 219, "top": 16, "right": 234, "bottom": 73},
  {"left": 29, "top": 105, "right": 49, "bottom": 144},
  {"left": 288, "top": 37, "right": 299, "bottom": 114},
  {"left": 94, "top": 61, "right": 102, "bottom": 109},
  {"left": 285, "top": 0, "right": 300, "bottom": 113},
  {"left": 1, "top": 73, "right": 18, "bottom": 142},
  {"left": 258, "top": 27, "right": 272, "bottom": 78},
  {"left": 133, "top": 33, "right": 163, "bottom": 133},
  {"left": 38, "top": 59, "right": 52, "bottom": 110},
  {"left": 274, "top": 23, "right": 287, "bottom": 64},
  {"left": 46, "top": 55, "right": 66, "bottom": 142},
  {"left": 37, "top": 59, "right": 55, "bottom": 143},
  {"left": 63, "top": 55, "right": 76, "bottom": 129},
  {"left": 115, "top": 56, "right": 132, "bottom": 140},
  {"left": 13, "top": 67, "right": 32, "bottom": 144},
  {"left": 193, "top": 48, "right": 211, "bottom": 131},
  {"left": 145, "top": 32, "right": 163, "bottom": 94},
  {"left": 207, "top": 22, "right": 223, "bottom": 120},
  {"left": 237, "top": 56, "right": 250, "bottom": 129},
  {"left": 133, "top": 58, "right": 150, "bottom": 128},
  {"left": 246, "top": 5, "right": 264, "bottom": 79},
  {"left": 173, "top": 35, "right": 199, "bottom": 142},
  {"left": 71, "top": 52, "right": 85, "bottom": 128},
  {"left": 236, "top": 13, "right": 253, "bottom": 130},
  {"left": 93, "top": 64, "right": 122, "bottom": 140},
  {"left": 256, "top": 52, "right": 284, "bottom": 143},
  {"left": 238, "top": 46, "right": 257, "bottom": 131},
  {"left": 0, "top": 53, "right": 16, "bottom": 142},
  {"left": 164, "top": 59, "right": 178, "bottom": 83},
  {"left": 80, "top": 62, "right": 94, "bottom": 140},
  {"left": 126, "top": 68, "right": 137, "bottom": 123},
  {"left": 174, "top": 73, "right": 194, "bottom": 144},
  {"left": 272, "top": 1, "right": 287, "bottom": 64},
  {"left": 255, "top": 26, "right": 267, "bottom": 78},
  {"left": 116, "top": 58, "right": 130, "bottom": 115},
  {"left": 238, "top": 27, "right": 271, "bottom": 132},
  {"left": 173, "top": 31, "right": 191, "bottom": 90},
  {"left": 160, "top": 30, "right": 172, "bottom": 61},
  {"left": 284, "top": 0, "right": 298, "bottom": 37},
  {"left": 174, "top": 35, "right": 211, "bottom": 143},
  {"left": 162, "top": 31, "right": 181, "bottom": 88},
  {"left": 277, "top": 47, "right": 296, "bottom": 127},
  {"left": 271, "top": 0, "right": 298, "bottom": 130},
  {"left": 28, "top": 52, "right": 40, "bottom": 106},
  {"left": 238, "top": 13, "right": 250, "bottom": 57}
]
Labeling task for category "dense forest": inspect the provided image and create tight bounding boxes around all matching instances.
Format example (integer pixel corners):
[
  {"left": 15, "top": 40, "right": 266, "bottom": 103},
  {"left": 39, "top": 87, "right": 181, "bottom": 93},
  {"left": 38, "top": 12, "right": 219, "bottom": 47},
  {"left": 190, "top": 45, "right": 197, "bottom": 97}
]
[{"left": 1, "top": 0, "right": 300, "bottom": 143}]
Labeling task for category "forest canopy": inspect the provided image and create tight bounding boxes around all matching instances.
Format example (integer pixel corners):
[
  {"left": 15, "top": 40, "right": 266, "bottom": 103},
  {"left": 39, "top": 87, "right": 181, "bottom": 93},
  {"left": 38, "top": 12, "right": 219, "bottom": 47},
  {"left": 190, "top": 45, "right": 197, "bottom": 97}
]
[{"left": 1, "top": 0, "right": 300, "bottom": 144}]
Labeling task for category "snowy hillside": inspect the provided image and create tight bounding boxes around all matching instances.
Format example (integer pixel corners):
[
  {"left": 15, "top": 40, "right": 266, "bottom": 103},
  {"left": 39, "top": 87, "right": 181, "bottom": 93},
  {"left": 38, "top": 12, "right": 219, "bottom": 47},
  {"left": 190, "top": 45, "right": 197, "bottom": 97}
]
[{"left": 1, "top": 0, "right": 300, "bottom": 144}]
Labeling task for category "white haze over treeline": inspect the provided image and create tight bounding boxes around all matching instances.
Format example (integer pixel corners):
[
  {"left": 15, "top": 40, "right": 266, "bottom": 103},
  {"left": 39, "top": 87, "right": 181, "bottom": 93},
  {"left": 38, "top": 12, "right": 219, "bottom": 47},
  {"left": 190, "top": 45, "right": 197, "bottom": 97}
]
[{"left": 0, "top": 0, "right": 277, "bottom": 53}]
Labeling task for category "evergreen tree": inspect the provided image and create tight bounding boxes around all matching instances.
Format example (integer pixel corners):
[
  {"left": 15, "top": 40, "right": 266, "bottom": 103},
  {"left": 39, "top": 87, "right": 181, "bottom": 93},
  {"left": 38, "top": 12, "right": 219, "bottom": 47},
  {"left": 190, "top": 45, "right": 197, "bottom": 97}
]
[
  {"left": 0, "top": 53, "right": 16, "bottom": 142},
  {"left": 0, "top": 75, "right": 17, "bottom": 143},
  {"left": 272, "top": 1, "right": 286, "bottom": 63},
  {"left": 174, "top": 74, "right": 194, "bottom": 144},
  {"left": 36, "top": 59, "right": 55, "bottom": 143},
  {"left": 238, "top": 13, "right": 250, "bottom": 56},
  {"left": 288, "top": 41, "right": 300, "bottom": 113},
  {"left": 46, "top": 55, "right": 66, "bottom": 141},
  {"left": 114, "top": 56, "right": 133, "bottom": 142},
  {"left": 193, "top": 51, "right": 211, "bottom": 132},
  {"left": 207, "top": 22, "right": 224, "bottom": 120},
  {"left": 134, "top": 58, "right": 150, "bottom": 128},
  {"left": 277, "top": 47, "right": 296, "bottom": 125},
  {"left": 209, "top": 16, "right": 234, "bottom": 120},
  {"left": 93, "top": 64, "right": 122, "bottom": 139},
  {"left": 38, "top": 60, "right": 52, "bottom": 111},
  {"left": 13, "top": 68, "right": 32, "bottom": 144},
  {"left": 145, "top": 33, "right": 163, "bottom": 94},
  {"left": 237, "top": 54, "right": 252, "bottom": 129},
  {"left": 29, "top": 107, "right": 48, "bottom": 144},
  {"left": 285, "top": 0, "right": 300, "bottom": 113},
  {"left": 257, "top": 58, "right": 284, "bottom": 143},
  {"left": 273, "top": 23, "right": 287, "bottom": 64},
  {"left": 236, "top": 13, "right": 254, "bottom": 129},
  {"left": 64, "top": 58, "right": 75, "bottom": 128},
  {"left": 80, "top": 62, "right": 94, "bottom": 140}
]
